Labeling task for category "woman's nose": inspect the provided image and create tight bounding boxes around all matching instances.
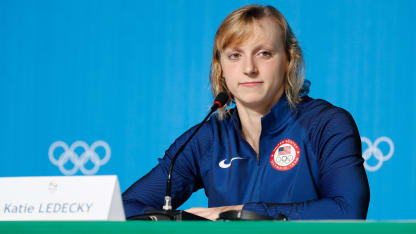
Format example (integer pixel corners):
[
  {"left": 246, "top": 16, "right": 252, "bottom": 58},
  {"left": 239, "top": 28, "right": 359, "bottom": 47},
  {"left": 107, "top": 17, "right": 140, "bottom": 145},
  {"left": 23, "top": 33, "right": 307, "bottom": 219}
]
[{"left": 243, "top": 57, "right": 258, "bottom": 77}]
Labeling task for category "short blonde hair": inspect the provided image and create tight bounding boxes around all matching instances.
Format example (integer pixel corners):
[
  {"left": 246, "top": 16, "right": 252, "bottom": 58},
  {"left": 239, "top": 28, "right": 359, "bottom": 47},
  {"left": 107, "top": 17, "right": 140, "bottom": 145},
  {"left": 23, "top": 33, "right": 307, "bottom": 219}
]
[{"left": 210, "top": 4, "right": 305, "bottom": 119}]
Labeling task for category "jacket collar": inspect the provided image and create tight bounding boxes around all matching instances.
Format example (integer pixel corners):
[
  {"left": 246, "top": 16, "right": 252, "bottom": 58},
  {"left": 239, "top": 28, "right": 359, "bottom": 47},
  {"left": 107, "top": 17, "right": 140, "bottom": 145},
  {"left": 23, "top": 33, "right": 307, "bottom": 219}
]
[{"left": 230, "top": 94, "right": 294, "bottom": 134}]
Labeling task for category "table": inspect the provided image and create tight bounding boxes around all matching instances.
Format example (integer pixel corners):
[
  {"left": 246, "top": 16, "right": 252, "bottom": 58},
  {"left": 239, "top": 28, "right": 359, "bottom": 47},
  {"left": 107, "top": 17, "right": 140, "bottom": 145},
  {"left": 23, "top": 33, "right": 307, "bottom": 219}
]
[{"left": 1, "top": 221, "right": 415, "bottom": 234}]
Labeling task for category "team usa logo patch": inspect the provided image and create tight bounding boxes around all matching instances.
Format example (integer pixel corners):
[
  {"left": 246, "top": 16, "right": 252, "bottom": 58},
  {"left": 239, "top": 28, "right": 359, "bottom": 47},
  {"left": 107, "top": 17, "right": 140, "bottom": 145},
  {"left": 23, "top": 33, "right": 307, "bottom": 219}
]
[{"left": 270, "top": 139, "right": 300, "bottom": 171}]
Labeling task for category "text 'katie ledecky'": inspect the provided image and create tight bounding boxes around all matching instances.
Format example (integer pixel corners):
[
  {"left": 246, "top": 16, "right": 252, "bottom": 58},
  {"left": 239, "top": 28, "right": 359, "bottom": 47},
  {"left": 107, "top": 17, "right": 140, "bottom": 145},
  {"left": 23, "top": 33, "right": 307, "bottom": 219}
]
[{"left": 2, "top": 202, "right": 93, "bottom": 214}]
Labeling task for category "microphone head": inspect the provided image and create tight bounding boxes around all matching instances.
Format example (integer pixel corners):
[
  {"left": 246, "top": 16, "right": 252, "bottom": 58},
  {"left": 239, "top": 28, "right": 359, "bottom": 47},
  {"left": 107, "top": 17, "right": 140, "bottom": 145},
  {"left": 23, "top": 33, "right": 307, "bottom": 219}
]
[{"left": 212, "top": 92, "right": 229, "bottom": 111}]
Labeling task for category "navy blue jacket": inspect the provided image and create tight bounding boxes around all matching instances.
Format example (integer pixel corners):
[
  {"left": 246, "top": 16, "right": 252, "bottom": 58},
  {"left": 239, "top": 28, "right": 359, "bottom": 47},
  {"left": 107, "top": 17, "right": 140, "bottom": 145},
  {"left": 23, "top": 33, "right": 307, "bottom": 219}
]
[{"left": 122, "top": 95, "right": 370, "bottom": 219}]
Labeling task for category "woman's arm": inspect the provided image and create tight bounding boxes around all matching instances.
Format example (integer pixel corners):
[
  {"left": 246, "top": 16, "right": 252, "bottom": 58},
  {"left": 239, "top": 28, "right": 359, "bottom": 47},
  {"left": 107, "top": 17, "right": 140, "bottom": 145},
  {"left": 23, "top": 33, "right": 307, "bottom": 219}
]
[
  {"left": 122, "top": 124, "right": 209, "bottom": 218},
  {"left": 243, "top": 108, "right": 370, "bottom": 219}
]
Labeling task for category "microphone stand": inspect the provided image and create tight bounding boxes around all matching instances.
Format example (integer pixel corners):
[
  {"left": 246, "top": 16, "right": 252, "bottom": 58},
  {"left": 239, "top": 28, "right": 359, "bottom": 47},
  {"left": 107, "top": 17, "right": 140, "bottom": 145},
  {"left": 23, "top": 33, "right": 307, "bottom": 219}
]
[
  {"left": 163, "top": 108, "right": 215, "bottom": 211},
  {"left": 128, "top": 93, "right": 228, "bottom": 221}
]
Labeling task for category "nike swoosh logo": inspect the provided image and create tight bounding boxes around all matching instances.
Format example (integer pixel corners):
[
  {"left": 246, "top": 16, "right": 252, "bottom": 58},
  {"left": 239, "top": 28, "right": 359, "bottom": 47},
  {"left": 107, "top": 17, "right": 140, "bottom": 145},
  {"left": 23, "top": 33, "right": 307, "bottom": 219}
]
[{"left": 219, "top": 157, "right": 245, "bottom": 168}]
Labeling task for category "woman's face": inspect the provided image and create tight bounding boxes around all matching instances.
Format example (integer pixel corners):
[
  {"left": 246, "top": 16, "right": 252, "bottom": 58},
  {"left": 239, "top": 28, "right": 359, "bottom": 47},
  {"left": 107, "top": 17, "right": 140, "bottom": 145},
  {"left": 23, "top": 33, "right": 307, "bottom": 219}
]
[{"left": 220, "top": 17, "right": 288, "bottom": 111}]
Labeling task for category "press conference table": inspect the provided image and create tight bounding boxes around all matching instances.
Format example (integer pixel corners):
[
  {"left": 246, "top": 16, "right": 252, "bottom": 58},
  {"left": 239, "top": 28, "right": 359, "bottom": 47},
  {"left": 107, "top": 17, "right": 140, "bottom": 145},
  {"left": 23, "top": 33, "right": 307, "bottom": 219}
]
[{"left": 1, "top": 221, "right": 415, "bottom": 234}]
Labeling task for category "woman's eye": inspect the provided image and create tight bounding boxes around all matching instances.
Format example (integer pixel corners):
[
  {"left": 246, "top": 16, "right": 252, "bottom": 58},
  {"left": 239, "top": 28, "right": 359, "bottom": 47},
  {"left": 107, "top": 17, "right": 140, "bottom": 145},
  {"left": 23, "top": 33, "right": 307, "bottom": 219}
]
[
  {"left": 259, "top": 51, "right": 272, "bottom": 58},
  {"left": 229, "top": 53, "right": 241, "bottom": 60}
]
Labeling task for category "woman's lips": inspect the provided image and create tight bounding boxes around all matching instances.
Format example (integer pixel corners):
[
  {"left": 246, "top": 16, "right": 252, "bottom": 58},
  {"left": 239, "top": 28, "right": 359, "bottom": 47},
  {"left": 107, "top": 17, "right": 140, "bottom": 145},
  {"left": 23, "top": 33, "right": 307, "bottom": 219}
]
[{"left": 240, "top": 81, "right": 264, "bottom": 87}]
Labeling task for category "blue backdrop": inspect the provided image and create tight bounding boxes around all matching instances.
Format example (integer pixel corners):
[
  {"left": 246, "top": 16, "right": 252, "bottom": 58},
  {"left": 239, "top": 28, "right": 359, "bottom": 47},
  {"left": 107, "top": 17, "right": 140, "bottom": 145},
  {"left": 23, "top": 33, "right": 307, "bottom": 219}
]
[{"left": 1, "top": 0, "right": 415, "bottom": 220}]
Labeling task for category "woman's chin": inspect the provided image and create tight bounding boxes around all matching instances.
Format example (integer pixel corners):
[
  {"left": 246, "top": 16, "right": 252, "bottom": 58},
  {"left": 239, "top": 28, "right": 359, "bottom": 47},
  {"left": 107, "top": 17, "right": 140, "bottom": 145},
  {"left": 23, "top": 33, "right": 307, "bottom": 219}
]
[
  {"left": 236, "top": 96, "right": 268, "bottom": 109},
  {"left": 234, "top": 92, "right": 282, "bottom": 112}
]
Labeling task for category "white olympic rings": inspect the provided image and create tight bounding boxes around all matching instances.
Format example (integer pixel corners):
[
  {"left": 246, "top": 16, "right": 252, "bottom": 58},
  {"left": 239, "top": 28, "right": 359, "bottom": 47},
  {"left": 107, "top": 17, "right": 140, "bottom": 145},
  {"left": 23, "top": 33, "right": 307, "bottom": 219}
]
[
  {"left": 48, "top": 140, "right": 111, "bottom": 175},
  {"left": 361, "top": 136, "right": 394, "bottom": 172}
]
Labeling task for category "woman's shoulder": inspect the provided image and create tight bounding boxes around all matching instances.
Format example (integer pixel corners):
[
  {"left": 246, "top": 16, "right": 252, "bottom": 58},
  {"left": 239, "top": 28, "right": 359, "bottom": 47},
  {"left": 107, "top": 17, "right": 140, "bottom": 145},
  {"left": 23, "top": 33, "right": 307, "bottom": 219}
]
[
  {"left": 298, "top": 96, "right": 353, "bottom": 119},
  {"left": 296, "top": 96, "right": 358, "bottom": 132}
]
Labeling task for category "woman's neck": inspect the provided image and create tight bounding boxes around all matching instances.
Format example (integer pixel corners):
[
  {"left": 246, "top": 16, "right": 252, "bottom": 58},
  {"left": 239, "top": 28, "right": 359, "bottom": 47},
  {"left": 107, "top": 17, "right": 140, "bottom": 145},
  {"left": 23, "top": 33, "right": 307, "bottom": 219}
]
[
  {"left": 237, "top": 106, "right": 263, "bottom": 155},
  {"left": 235, "top": 91, "right": 283, "bottom": 155}
]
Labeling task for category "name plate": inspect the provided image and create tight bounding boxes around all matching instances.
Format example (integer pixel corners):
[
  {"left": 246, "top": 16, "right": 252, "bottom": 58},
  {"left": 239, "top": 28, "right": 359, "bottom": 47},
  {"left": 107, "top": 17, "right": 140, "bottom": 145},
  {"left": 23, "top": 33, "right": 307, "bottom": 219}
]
[{"left": 0, "top": 175, "right": 125, "bottom": 221}]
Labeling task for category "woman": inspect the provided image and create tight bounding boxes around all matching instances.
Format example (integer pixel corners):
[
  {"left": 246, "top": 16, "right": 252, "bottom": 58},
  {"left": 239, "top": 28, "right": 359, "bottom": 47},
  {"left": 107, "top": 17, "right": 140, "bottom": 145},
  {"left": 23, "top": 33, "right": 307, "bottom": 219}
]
[{"left": 122, "top": 4, "right": 370, "bottom": 220}]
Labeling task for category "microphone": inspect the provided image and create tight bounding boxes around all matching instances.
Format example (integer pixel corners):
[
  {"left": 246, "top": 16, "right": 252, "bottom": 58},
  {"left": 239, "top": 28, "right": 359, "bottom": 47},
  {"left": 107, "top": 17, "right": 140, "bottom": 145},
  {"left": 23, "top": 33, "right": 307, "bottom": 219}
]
[
  {"left": 163, "top": 92, "right": 229, "bottom": 210},
  {"left": 128, "top": 92, "right": 229, "bottom": 221},
  {"left": 210, "top": 91, "right": 229, "bottom": 111}
]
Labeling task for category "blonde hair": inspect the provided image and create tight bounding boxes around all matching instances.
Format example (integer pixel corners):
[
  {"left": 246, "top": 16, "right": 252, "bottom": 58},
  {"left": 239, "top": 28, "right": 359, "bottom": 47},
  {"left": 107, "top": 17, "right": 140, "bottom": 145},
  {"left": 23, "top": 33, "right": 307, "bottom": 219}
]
[{"left": 210, "top": 4, "right": 305, "bottom": 119}]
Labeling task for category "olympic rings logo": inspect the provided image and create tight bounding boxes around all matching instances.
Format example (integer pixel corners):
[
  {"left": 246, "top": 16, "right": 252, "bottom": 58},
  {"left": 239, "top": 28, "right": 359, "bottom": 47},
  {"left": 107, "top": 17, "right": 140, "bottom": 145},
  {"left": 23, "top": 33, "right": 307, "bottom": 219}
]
[
  {"left": 48, "top": 140, "right": 111, "bottom": 175},
  {"left": 361, "top": 136, "right": 394, "bottom": 172},
  {"left": 276, "top": 155, "right": 293, "bottom": 164}
]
